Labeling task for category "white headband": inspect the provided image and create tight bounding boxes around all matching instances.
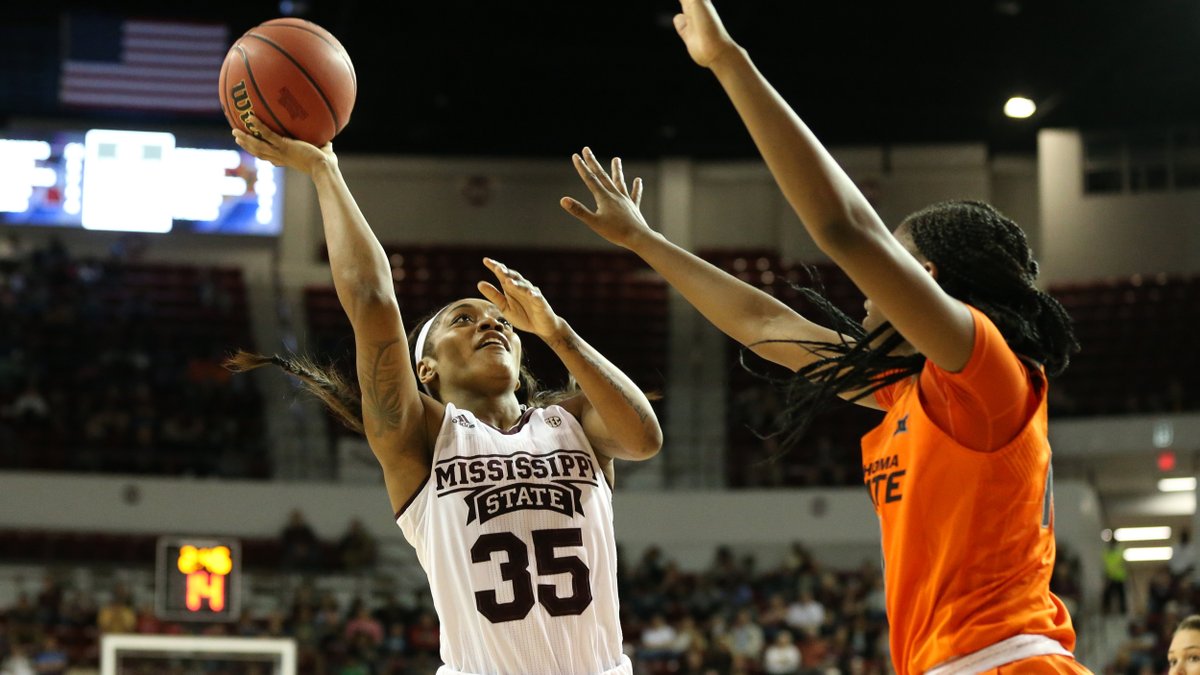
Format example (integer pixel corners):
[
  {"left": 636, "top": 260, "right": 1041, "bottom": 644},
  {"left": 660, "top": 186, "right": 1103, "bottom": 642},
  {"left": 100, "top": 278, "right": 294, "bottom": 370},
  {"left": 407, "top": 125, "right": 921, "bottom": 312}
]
[
  {"left": 412, "top": 312, "right": 441, "bottom": 395},
  {"left": 413, "top": 316, "right": 435, "bottom": 364}
]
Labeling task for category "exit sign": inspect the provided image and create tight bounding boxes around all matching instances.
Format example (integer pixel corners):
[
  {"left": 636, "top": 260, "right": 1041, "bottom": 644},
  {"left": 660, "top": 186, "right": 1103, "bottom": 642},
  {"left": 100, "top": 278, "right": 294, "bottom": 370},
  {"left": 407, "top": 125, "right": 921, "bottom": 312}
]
[{"left": 155, "top": 537, "right": 241, "bottom": 622}]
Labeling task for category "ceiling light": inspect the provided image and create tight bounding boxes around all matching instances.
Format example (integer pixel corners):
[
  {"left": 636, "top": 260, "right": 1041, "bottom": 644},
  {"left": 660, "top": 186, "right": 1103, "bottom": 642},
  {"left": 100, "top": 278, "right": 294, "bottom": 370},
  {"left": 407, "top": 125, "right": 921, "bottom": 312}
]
[
  {"left": 1004, "top": 96, "right": 1036, "bottom": 119},
  {"left": 1159, "top": 477, "right": 1196, "bottom": 492},
  {"left": 1113, "top": 526, "right": 1172, "bottom": 542},
  {"left": 1123, "top": 547, "right": 1173, "bottom": 562}
]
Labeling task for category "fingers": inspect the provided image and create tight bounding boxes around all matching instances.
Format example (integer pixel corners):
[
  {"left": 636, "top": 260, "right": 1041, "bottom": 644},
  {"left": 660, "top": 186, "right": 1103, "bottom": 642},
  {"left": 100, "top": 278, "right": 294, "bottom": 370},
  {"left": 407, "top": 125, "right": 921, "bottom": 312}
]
[
  {"left": 560, "top": 196, "right": 597, "bottom": 223},
  {"left": 572, "top": 152, "right": 607, "bottom": 197},
  {"left": 476, "top": 281, "right": 506, "bottom": 310},
  {"left": 611, "top": 157, "right": 628, "bottom": 197},
  {"left": 483, "top": 257, "right": 536, "bottom": 294},
  {"left": 631, "top": 177, "right": 643, "bottom": 208},
  {"left": 581, "top": 147, "right": 618, "bottom": 192},
  {"left": 243, "top": 113, "right": 281, "bottom": 145},
  {"left": 232, "top": 129, "right": 281, "bottom": 164}
]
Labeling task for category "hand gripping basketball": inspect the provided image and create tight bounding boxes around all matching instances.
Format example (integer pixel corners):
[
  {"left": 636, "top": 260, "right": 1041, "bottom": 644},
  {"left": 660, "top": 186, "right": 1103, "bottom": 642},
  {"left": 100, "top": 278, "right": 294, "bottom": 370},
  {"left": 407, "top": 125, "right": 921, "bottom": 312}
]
[
  {"left": 232, "top": 113, "right": 335, "bottom": 176},
  {"left": 219, "top": 17, "right": 356, "bottom": 146}
]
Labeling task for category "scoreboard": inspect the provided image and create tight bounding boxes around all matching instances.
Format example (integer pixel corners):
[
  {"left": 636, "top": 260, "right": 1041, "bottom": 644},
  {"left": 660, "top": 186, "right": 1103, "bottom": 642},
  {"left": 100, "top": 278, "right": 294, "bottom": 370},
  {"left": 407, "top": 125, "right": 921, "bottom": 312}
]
[
  {"left": 155, "top": 536, "right": 242, "bottom": 622},
  {"left": 0, "top": 128, "right": 283, "bottom": 236}
]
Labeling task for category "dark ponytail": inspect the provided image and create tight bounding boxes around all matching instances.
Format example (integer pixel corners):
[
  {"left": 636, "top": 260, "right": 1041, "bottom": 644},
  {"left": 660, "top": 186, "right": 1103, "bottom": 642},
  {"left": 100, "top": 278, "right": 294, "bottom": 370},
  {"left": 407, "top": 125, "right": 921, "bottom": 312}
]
[{"left": 225, "top": 350, "right": 364, "bottom": 434}]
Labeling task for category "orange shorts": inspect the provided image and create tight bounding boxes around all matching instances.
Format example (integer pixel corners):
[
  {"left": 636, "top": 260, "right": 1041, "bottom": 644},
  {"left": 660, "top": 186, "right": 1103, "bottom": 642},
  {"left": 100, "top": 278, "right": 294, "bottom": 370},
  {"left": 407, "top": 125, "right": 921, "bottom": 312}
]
[{"left": 980, "top": 654, "right": 1093, "bottom": 674}]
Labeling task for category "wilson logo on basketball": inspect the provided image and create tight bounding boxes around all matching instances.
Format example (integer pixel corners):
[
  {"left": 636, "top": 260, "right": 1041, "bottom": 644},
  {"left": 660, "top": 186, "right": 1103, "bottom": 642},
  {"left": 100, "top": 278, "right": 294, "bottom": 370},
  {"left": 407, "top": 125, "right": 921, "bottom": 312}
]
[{"left": 230, "top": 81, "right": 260, "bottom": 137}]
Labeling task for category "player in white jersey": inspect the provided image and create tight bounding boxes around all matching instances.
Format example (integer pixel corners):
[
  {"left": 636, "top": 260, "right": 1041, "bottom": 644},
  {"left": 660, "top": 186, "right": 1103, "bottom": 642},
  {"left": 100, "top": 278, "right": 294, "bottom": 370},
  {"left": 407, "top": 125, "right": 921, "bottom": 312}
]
[{"left": 230, "top": 117, "right": 663, "bottom": 675}]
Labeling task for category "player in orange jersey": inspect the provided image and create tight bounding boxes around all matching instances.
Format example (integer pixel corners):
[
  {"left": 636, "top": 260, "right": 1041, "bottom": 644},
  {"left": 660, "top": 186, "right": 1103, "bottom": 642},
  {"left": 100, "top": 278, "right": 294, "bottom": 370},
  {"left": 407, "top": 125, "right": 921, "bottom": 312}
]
[{"left": 561, "top": 1, "right": 1086, "bottom": 672}]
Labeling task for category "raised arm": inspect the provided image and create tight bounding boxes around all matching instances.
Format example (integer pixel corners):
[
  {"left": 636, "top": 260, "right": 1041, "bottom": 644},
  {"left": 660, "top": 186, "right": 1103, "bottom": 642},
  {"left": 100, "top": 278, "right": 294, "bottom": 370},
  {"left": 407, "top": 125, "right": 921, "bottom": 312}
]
[
  {"left": 477, "top": 258, "right": 662, "bottom": 466},
  {"left": 673, "top": 0, "right": 975, "bottom": 372},
  {"left": 561, "top": 149, "right": 848, "bottom": 375},
  {"left": 233, "top": 120, "right": 438, "bottom": 512}
]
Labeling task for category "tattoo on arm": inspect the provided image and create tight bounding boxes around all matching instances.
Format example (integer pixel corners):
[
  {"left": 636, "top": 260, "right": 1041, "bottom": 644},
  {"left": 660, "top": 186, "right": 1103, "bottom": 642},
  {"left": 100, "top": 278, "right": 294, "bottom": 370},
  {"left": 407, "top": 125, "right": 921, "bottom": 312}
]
[
  {"left": 563, "top": 334, "right": 652, "bottom": 428},
  {"left": 360, "top": 339, "right": 404, "bottom": 436}
]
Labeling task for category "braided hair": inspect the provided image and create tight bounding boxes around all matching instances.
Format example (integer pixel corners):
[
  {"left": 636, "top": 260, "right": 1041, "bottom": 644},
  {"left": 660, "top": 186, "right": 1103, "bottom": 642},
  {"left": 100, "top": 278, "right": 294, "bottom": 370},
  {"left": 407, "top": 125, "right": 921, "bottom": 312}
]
[{"left": 767, "top": 200, "right": 1079, "bottom": 451}]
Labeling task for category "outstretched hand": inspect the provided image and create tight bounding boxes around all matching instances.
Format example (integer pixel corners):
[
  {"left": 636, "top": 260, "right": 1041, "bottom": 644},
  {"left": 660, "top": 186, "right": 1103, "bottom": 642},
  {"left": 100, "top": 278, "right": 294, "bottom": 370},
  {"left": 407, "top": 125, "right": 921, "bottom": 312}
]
[
  {"left": 560, "top": 147, "right": 652, "bottom": 250},
  {"left": 477, "top": 258, "right": 563, "bottom": 340},
  {"left": 673, "top": 0, "right": 740, "bottom": 69},
  {"left": 231, "top": 114, "right": 335, "bottom": 176}
]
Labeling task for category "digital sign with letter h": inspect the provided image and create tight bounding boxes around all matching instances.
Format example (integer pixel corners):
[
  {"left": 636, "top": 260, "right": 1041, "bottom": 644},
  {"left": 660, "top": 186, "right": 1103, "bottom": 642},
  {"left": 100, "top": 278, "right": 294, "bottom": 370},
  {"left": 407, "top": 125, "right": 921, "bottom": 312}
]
[{"left": 155, "top": 537, "right": 241, "bottom": 622}]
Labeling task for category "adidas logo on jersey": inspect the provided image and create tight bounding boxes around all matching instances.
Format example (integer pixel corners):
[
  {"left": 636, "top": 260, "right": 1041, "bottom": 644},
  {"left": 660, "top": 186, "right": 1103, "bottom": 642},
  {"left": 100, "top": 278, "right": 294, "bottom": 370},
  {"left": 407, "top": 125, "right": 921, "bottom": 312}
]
[{"left": 453, "top": 414, "right": 476, "bottom": 429}]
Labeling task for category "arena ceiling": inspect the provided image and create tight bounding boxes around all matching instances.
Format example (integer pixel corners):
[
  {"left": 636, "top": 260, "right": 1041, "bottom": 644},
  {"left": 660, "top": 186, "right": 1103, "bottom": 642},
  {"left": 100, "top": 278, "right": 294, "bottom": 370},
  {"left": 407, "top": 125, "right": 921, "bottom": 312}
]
[{"left": 5, "top": 0, "right": 1200, "bottom": 157}]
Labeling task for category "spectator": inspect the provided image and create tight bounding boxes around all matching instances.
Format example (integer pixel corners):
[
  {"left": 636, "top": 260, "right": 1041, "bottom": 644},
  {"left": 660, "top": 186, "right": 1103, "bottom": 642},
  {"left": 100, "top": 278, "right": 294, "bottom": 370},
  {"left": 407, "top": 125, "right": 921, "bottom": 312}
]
[
  {"left": 671, "top": 615, "right": 708, "bottom": 657},
  {"left": 785, "top": 589, "right": 826, "bottom": 637},
  {"left": 687, "top": 575, "right": 725, "bottom": 620},
  {"left": 1104, "top": 538, "right": 1129, "bottom": 615},
  {"left": 290, "top": 605, "right": 320, "bottom": 650},
  {"left": 639, "top": 613, "right": 678, "bottom": 666},
  {"left": 337, "top": 518, "right": 378, "bottom": 573},
  {"left": 381, "top": 622, "right": 407, "bottom": 667},
  {"left": 1173, "top": 529, "right": 1197, "bottom": 583},
  {"left": 281, "top": 509, "right": 323, "bottom": 572},
  {"left": 759, "top": 594, "right": 789, "bottom": 640},
  {"left": 635, "top": 546, "right": 667, "bottom": 587},
  {"left": 762, "top": 630, "right": 803, "bottom": 675},
  {"left": 134, "top": 603, "right": 161, "bottom": 634},
  {"left": 314, "top": 593, "right": 343, "bottom": 642},
  {"left": 1167, "top": 614, "right": 1200, "bottom": 674},
  {"left": 726, "top": 609, "right": 765, "bottom": 672},
  {"left": 33, "top": 576, "right": 61, "bottom": 627},
  {"left": 7, "top": 594, "right": 38, "bottom": 646},
  {"left": 408, "top": 611, "right": 440, "bottom": 658},
  {"left": 344, "top": 605, "right": 384, "bottom": 646},
  {"left": 372, "top": 593, "right": 410, "bottom": 636},
  {"left": 0, "top": 643, "right": 35, "bottom": 675},
  {"left": 32, "top": 635, "right": 67, "bottom": 675},
  {"left": 96, "top": 587, "right": 136, "bottom": 634},
  {"left": 1147, "top": 567, "right": 1175, "bottom": 617}
]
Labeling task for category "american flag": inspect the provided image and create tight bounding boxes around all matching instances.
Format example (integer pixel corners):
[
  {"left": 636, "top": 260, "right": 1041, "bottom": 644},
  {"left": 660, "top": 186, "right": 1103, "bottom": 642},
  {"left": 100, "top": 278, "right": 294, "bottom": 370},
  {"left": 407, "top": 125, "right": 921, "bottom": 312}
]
[{"left": 59, "top": 13, "right": 228, "bottom": 114}]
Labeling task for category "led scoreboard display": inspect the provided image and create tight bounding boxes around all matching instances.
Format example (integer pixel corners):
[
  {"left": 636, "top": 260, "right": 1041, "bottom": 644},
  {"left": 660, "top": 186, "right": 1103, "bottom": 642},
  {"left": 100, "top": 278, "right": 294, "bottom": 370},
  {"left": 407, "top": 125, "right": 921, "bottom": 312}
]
[
  {"left": 0, "top": 128, "right": 283, "bottom": 236},
  {"left": 155, "top": 537, "right": 242, "bottom": 622}
]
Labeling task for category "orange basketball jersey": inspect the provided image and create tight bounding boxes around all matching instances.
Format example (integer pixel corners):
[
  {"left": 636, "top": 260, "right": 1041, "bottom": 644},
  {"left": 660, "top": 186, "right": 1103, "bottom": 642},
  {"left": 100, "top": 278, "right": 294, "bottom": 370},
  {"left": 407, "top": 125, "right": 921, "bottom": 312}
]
[{"left": 862, "top": 307, "right": 1077, "bottom": 674}]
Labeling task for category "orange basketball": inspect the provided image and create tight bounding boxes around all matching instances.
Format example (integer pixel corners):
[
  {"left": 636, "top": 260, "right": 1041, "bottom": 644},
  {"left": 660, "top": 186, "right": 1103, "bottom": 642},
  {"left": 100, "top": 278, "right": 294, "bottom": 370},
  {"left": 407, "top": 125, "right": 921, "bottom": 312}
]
[{"left": 219, "top": 18, "right": 356, "bottom": 147}]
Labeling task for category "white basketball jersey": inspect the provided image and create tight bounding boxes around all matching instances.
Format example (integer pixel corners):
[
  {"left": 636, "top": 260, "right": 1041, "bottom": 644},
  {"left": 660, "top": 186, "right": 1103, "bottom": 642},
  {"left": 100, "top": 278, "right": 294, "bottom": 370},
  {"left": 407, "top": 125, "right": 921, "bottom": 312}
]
[{"left": 396, "top": 403, "right": 630, "bottom": 675}]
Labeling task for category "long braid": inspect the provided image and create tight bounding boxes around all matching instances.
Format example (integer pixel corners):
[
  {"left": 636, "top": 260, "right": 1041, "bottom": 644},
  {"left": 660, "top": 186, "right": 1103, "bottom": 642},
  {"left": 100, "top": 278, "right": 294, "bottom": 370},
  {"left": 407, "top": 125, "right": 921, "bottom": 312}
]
[
  {"left": 754, "top": 274, "right": 925, "bottom": 456},
  {"left": 761, "top": 201, "right": 1079, "bottom": 452},
  {"left": 225, "top": 350, "right": 364, "bottom": 434}
]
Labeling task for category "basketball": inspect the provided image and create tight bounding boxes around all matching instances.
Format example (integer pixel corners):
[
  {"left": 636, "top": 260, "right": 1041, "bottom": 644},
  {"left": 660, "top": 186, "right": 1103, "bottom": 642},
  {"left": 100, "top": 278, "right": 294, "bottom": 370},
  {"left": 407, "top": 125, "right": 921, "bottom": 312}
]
[{"left": 219, "top": 18, "right": 356, "bottom": 147}]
